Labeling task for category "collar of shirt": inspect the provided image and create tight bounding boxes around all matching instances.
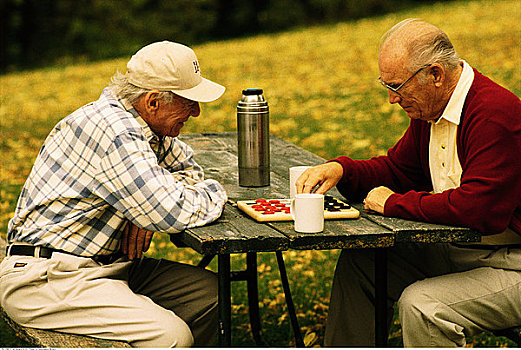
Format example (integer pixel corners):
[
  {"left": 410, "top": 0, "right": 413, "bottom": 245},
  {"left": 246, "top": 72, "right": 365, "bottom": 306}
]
[{"left": 433, "top": 60, "right": 475, "bottom": 126}]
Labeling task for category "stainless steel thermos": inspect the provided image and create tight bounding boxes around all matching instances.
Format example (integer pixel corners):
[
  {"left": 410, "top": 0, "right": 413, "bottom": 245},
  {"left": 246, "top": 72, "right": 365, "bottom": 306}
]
[{"left": 237, "top": 88, "right": 270, "bottom": 187}]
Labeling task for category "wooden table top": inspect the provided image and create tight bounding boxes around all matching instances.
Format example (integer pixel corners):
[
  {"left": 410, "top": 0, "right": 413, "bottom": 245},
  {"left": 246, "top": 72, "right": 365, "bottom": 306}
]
[{"left": 172, "top": 132, "right": 480, "bottom": 255}]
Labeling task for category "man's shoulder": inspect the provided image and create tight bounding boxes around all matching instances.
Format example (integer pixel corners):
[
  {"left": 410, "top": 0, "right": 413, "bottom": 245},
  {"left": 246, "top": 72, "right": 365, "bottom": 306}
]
[
  {"left": 464, "top": 69, "right": 521, "bottom": 122},
  {"left": 469, "top": 69, "right": 520, "bottom": 107},
  {"left": 73, "top": 88, "right": 144, "bottom": 138}
]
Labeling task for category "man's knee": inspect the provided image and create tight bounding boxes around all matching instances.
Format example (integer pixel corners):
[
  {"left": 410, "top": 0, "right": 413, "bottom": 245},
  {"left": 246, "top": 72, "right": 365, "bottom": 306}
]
[
  {"left": 398, "top": 279, "right": 469, "bottom": 347},
  {"left": 398, "top": 282, "right": 426, "bottom": 313},
  {"left": 398, "top": 280, "right": 440, "bottom": 322},
  {"left": 165, "top": 319, "right": 194, "bottom": 348},
  {"left": 134, "top": 311, "right": 194, "bottom": 348}
]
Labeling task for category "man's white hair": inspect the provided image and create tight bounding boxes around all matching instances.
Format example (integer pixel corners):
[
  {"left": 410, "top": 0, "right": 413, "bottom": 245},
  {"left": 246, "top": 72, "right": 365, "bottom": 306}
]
[
  {"left": 381, "top": 18, "right": 460, "bottom": 78},
  {"left": 110, "top": 71, "right": 176, "bottom": 105}
]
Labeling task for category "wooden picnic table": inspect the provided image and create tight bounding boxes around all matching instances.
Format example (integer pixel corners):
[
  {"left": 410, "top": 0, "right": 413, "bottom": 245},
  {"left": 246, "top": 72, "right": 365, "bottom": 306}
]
[{"left": 172, "top": 132, "right": 480, "bottom": 347}]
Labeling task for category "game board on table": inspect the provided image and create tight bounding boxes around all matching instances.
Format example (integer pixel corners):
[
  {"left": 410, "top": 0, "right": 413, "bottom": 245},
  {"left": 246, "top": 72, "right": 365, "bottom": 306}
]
[{"left": 237, "top": 195, "right": 360, "bottom": 222}]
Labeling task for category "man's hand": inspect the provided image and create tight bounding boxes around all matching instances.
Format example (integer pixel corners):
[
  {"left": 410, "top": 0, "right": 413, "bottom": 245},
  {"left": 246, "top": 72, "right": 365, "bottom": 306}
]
[
  {"left": 363, "top": 186, "right": 395, "bottom": 214},
  {"left": 120, "top": 221, "right": 155, "bottom": 260},
  {"left": 295, "top": 162, "right": 344, "bottom": 195}
]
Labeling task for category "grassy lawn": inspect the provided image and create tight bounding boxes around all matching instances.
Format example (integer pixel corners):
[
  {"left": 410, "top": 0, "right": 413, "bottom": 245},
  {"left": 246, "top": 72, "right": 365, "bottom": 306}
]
[{"left": 1, "top": 0, "right": 520, "bottom": 346}]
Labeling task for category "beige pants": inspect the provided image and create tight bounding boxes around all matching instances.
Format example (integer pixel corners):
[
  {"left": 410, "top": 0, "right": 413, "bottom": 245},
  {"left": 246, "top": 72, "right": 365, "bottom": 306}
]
[
  {"left": 325, "top": 244, "right": 521, "bottom": 347},
  {"left": 0, "top": 252, "right": 218, "bottom": 347}
]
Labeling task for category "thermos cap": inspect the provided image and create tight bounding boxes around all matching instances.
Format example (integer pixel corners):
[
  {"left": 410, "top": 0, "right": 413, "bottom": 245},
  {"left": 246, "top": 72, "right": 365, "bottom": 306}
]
[
  {"left": 239, "top": 88, "right": 267, "bottom": 106},
  {"left": 242, "top": 88, "right": 263, "bottom": 95}
]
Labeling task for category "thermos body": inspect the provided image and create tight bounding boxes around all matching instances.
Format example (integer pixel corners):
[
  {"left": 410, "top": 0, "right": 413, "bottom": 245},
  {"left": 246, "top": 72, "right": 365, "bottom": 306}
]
[{"left": 237, "top": 89, "right": 270, "bottom": 187}]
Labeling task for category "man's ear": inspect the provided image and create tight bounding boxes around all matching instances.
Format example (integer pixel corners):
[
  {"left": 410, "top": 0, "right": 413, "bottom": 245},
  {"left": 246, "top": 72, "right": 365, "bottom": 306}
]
[
  {"left": 429, "top": 64, "right": 445, "bottom": 88},
  {"left": 143, "top": 91, "right": 160, "bottom": 113}
]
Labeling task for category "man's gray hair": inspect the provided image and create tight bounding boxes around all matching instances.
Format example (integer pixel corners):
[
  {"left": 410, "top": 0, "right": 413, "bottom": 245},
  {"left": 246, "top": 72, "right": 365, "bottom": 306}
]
[
  {"left": 382, "top": 19, "right": 460, "bottom": 77},
  {"left": 110, "top": 71, "right": 175, "bottom": 105}
]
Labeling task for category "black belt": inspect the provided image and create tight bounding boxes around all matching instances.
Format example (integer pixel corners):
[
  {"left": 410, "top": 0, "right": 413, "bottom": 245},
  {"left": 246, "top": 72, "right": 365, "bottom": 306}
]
[
  {"left": 6, "top": 244, "right": 124, "bottom": 264},
  {"left": 7, "top": 244, "right": 55, "bottom": 258}
]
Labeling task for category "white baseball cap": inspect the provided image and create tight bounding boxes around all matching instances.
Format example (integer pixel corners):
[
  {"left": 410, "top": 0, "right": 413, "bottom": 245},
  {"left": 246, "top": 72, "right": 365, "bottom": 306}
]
[{"left": 126, "top": 41, "right": 225, "bottom": 102}]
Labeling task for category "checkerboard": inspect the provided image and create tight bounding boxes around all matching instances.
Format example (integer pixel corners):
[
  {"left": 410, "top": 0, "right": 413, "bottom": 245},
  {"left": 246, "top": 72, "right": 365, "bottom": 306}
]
[{"left": 237, "top": 195, "right": 359, "bottom": 222}]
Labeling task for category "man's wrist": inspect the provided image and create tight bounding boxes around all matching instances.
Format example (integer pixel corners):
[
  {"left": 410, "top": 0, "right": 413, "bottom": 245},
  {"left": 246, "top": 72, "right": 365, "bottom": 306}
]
[{"left": 326, "top": 160, "right": 345, "bottom": 180}]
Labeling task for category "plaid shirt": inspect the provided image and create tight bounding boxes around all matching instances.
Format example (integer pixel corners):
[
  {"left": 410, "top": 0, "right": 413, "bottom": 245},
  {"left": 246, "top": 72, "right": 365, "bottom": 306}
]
[{"left": 7, "top": 87, "right": 227, "bottom": 256}]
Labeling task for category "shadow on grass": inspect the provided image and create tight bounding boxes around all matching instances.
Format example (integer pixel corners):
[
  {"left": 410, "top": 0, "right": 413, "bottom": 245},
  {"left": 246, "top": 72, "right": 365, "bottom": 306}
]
[{"left": 1, "top": 318, "right": 30, "bottom": 347}]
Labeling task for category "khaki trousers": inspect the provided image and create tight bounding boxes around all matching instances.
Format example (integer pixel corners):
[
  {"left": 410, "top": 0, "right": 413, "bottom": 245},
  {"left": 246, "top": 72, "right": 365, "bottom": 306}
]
[
  {"left": 0, "top": 252, "right": 218, "bottom": 347},
  {"left": 325, "top": 244, "right": 521, "bottom": 347}
]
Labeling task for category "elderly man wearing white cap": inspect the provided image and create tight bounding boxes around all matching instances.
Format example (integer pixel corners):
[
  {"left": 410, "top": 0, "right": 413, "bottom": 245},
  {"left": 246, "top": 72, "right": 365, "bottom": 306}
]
[{"left": 1, "top": 41, "right": 227, "bottom": 347}]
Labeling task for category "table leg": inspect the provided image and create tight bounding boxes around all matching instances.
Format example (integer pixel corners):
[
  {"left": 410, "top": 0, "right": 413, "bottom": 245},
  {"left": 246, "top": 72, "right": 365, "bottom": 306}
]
[
  {"left": 197, "top": 254, "right": 215, "bottom": 268},
  {"left": 246, "top": 252, "right": 265, "bottom": 346},
  {"left": 375, "top": 248, "right": 388, "bottom": 347},
  {"left": 216, "top": 253, "right": 265, "bottom": 346},
  {"left": 218, "top": 254, "right": 232, "bottom": 346},
  {"left": 276, "top": 251, "right": 305, "bottom": 347}
]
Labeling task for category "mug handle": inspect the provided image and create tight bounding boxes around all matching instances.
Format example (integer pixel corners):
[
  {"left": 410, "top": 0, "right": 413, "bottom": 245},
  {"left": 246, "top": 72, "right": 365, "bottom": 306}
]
[{"left": 290, "top": 198, "right": 296, "bottom": 221}]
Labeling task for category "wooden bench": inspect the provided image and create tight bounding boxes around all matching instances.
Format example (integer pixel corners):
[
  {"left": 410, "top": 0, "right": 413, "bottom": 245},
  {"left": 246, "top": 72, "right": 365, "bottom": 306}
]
[{"left": 0, "top": 237, "right": 131, "bottom": 348}]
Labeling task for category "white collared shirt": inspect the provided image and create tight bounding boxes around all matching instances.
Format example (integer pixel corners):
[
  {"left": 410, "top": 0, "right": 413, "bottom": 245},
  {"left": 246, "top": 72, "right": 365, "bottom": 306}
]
[
  {"left": 428, "top": 62, "right": 521, "bottom": 244},
  {"left": 429, "top": 61, "right": 474, "bottom": 193}
]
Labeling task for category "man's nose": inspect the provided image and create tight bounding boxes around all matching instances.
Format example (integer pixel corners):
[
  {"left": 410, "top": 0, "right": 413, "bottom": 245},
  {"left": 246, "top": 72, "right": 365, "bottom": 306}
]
[
  {"left": 388, "top": 90, "right": 401, "bottom": 104},
  {"left": 190, "top": 102, "right": 200, "bottom": 117}
]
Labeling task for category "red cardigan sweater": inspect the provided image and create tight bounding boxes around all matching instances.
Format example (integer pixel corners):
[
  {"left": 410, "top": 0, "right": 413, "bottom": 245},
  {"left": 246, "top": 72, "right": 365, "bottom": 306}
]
[{"left": 332, "top": 69, "right": 521, "bottom": 235}]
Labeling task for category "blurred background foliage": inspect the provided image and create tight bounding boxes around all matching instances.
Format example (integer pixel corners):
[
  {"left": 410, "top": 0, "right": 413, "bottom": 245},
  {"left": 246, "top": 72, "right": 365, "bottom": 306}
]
[
  {"left": 1, "top": 0, "right": 520, "bottom": 347},
  {"left": 3, "top": 0, "right": 443, "bottom": 72}
]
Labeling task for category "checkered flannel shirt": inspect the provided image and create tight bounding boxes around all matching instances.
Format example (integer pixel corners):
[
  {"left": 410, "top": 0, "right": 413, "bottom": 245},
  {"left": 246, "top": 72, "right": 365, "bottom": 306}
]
[{"left": 7, "top": 87, "right": 227, "bottom": 256}]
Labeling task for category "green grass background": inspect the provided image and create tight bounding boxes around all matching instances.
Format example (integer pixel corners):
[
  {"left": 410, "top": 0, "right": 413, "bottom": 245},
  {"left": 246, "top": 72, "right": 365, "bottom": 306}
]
[{"left": 1, "top": 0, "right": 520, "bottom": 346}]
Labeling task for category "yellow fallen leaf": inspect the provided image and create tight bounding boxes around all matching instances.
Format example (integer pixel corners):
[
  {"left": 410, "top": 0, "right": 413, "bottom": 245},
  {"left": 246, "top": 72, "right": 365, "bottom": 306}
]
[{"left": 304, "top": 331, "right": 318, "bottom": 347}]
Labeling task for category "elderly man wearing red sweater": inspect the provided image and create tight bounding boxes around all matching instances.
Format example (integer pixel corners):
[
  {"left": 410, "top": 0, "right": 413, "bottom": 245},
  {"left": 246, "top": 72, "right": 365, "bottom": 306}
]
[{"left": 296, "top": 19, "right": 521, "bottom": 347}]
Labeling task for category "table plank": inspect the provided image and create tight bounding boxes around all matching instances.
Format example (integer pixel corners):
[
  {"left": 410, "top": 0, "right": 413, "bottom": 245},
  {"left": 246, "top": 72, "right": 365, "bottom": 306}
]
[
  {"left": 352, "top": 203, "right": 481, "bottom": 244},
  {"left": 270, "top": 218, "right": 394, "bottom": 250},
  {"left": 171, "top": 204, "right": 289, "bottom": 255}
]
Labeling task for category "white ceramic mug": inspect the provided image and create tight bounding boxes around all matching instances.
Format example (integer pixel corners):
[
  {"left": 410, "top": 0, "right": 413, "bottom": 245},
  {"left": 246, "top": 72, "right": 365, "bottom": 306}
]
[
  {"left": 291, "top": 193, "right": 324, "bottom": 233},
  {"left": 289, "top": 166, "right": 311, "bottom": 199}
]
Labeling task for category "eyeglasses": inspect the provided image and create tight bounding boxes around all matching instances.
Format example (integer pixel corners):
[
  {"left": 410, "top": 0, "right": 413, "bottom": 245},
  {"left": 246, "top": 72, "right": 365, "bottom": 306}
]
[{"left": 378, "top": 64, "right": 431, "bottom": 94}]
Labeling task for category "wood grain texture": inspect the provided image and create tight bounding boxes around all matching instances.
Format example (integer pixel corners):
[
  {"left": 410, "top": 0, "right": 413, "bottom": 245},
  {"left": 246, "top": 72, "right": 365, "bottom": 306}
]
[
  {"left": 170, "top": 204, "right": 289, "bottom": 254},
  {"left": 352, "top": 203, "right": 482, "bottom": 244}
]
